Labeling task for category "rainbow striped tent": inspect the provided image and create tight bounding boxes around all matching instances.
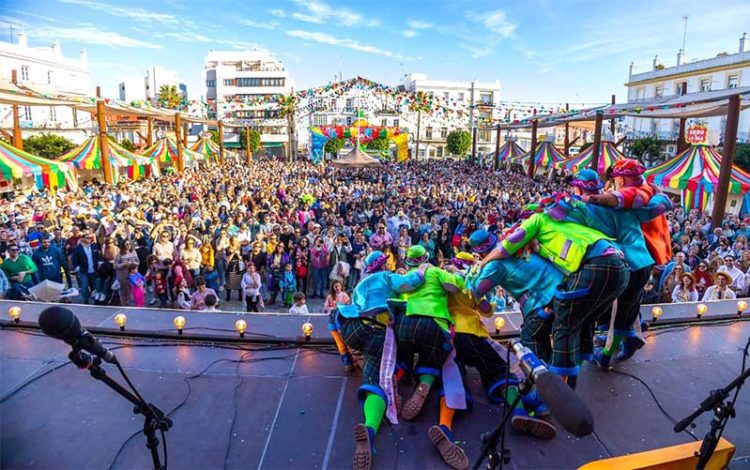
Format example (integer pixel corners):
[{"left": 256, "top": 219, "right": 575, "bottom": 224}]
[
  {"left": 646, "top": 144, "right": 750, "bottom": 211},
  {"left": 141, "top": 138, "right": 204, "bottom": 168},
  {"left": 555, "top": 141, "right": 625, "bottom": 174},
  {"left": 59, "top": 136, "right": 160, "bottom": 183},
  {"left": 496, "top": 141, "right": 525, "bottom": 166},
  {"left": 510, "top": 141, "right": 566, "bottom": 174},
  {"left": 190, "top": 136, "right": 236, "bottom": 161},
  {"left": 0, "top": 140, "right": 77, "bottom": 192}
]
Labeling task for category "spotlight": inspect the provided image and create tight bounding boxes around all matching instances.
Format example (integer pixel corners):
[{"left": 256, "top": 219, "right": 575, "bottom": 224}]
[
  {"left": 173, "top": 316, "right": 186, "bottom": 335},
  {"left": 8, "top": 306, "right": 21, "bottom": 323},
  {"left": 696, "top": 303, "right": 708, "bottom": 319},
  {"left": 494, "top": 316, "right": 505, "bottom": 334},
  {"left": 302, "top": 322, "right": 313, "bottom": 341},
  {"left": 737, "top": 300, "right": 747, "bottom": 317},
  {"left": 235, "top": 318, "right": 247, "bottom": 338},
  {"left": 114, "top": 313, "right": 127, "bottom": 331},
  {"left": 651, "top": 306, "right": 663, "bottom": 322}
]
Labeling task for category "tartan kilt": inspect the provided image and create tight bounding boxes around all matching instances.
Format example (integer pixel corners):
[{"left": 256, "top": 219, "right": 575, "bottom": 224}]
[
  {"left": 339, "top": 318, "right": 385, "bottom": 386},
  {"left": 454, "top": 333, "right": 510, "bottom": 401},
  {"left": 395, "top": 314, "right": 452, "bottom": 376},
  {"left": 520, "top": 308, "right": 554, "bottom": 365}
]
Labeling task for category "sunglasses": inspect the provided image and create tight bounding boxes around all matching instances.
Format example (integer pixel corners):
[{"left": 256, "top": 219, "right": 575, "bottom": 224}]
[{"left": 8, "top": 248, "right": 19, "bottom": 252}]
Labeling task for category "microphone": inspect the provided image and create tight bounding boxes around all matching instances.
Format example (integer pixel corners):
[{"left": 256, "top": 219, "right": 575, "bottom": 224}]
[
  {"left": 511, "top": 341, "right": 594, "bottom": 437},
  {"left": 39, "top": 306, "right": 117, "bottom": 364}
]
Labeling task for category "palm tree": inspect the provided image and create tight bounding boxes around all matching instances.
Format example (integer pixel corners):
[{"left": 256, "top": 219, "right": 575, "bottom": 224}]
[
  {"left": 278, "top": 94, "right": 298, "bottom": 161},
  {"left": 158, "top": 84, "right": 181, "bottom": 109}
]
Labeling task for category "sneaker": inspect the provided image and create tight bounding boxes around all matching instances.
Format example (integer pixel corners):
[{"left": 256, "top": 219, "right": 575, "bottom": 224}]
[
  {"left": 522, "top": 389, "right": 550, "bottom": 417},
  {"left": 616, "top": 336, "right": 646, "bottom": 363},
  {"left": 511, "top": 410, "right": 557, "bottom": 440},
  {"left": 593, "top": 334, "right": 608, "bottom": 348},
  {"left": 353, "top": 423, "right": 373, "bottom": 470},
  {"left": 401, "top": 382, "right": 431, "bottom": 421},
  {"left": 428, "top": 425, "right": 469, "bottom": 470},
  {"left": 593, "top": 348, "right": 612, "bottom": 371},
  {"left": 148, "top": 298, "right": 158, "bottom": 306}
]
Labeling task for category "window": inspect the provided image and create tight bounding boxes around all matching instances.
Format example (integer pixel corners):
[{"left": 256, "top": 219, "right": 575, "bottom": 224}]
[
  {"left": 313, "top": 114, "right": 327, "bottom": 126},
  {"left": 458, "top": 92, "right": 464, "bottom": 101},
  {"left": 206, "top": 79, "right": 216, "bottom": 87},
  {"left": 440, "top": 127, "right": 447, "bottom": 138},
  {"left": 425, "top": 127, "right": 433, "bottom": 139},
  {"left": 49, "top": 106, "right": 56, "bottom": 121},
  {"left": 480, "top": 93, "right": 493, "bottom": 105},
  {"left": 345, "top": 98, "right": 354, "bottom": 112},
  {"left": 436, "top": 146, "right": 444, "bottom": 158},
  {"left": 480, "top": 129, "right": 491, "bottom": 142},
  {"left": 393, "top": 119, "right": 399, "bottom": 127},
  {"left": 20, "top": 65, "right": 29, "bottom": 81},
  {"left": 443, "top": 92, "right": 449, "bottom": 100},
  {"left": 675, "top": 82, "right": 687, "bottom": 95},
  {"left": 728, "top": 74, "right": 740, "bottom": 89},
  {"left": 346, "top": 117, "right": 352, "bottom": 126},
  {"left": 235, "top": 77, "right": 286, "bottom": 87},
  {"left": 223, "top": 79, "right": 233, "bottom": 86},
  {"left": 23, "top": 106, "right": 32, "bottom": 121},
  {"left": 654, "top": 86, "right": 664, "bottom": 98},
  {"left": 429, "top": 149, "right": 436, "bottom": 157},
  {"left": 700, "top": 78, "right": 711, "bottom": 92},
  {"left": 381, "top": 119, "right": 387, "bottom": 126},
  {"left": 47, "top": 70, "right": 53, "bottom": 85}
]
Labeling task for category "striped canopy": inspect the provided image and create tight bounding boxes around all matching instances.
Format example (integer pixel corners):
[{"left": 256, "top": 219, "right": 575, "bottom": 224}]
[
  {"left": 510, "top": 141, "right": 566, "bottom": 170},
  {"left": 496, "top": 141, "right": 525, "bottom": 165},
  {"left": 555, "top": 141, "right": 625, "bottom": 174},
  {"left": 646, "top": 144, "right": 750, "bottom": 211},
  {"left": 141, "top": 137, "right": 204, "bottom": 167},
  {"left": 0, "top": 140, "right": 77, "bottom": 192},
  {"left": 59, "top": 136, "right": 159, "bottom": 183},
  {"left": 190, "top": 136, "right": 236, "bottom": 161}
]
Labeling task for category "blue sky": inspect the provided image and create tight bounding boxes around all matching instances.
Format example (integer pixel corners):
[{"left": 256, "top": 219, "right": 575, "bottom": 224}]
[{"left": 3, "top": 0, "right": 749, "bottom": 105}]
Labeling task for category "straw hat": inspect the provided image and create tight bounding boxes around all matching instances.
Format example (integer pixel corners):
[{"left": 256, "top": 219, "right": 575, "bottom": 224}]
[
  {"left": 715, "top": 271, "right": 733, "bottom": 284},
  {"left": 681, "top": 272, "right": 696, "bottom": 284}
]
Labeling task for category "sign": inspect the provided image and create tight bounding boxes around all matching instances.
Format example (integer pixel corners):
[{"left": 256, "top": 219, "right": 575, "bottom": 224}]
[{"left": 686, "top": 124, "right": 709, "bottom": 145}]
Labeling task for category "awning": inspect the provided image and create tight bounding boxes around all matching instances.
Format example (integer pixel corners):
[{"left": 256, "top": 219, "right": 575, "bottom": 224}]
[{"left": 262, "top": 142, "right": 284, "bottom": 148}]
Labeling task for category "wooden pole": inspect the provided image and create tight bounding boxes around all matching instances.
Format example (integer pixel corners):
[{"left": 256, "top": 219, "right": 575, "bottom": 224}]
[
  {"left": 564, "top": 103, "right": 570, "bottom": 157},
  {"left": 528, "top": 120, "right": 538, "bottom": 177},
  {"left": 415, "top": 110, "right": 421, "bottom": 160},
  {"left": 11, "top": 70, "right": 22, "bottom": 150},
  {"left": 182, "top": 121, "right": 188, "bottom": 147},
  {"left": 592, "top": 112, "right": 604, "bottom": 175},
  {"left": 218, "top": 120, "right": 225, "bottom": 164},
  {"left": 609, "top": 94, "right": 616, "bottom": 135},
  {"left": 493, "top": 123, "right": 502, "bottom": 171},
  {"left": 677, "top": 118, "right": 688, "bottom": 154},
  {"left": 175, "top": 113, "right": 184, "bottom": 172},
  {"left": 147, "top": 117, "right": 153, "bottom": 147},
  {"left": 96, "top": 100, "right": 113, "bottom": 184},
  {"left": 471, "top": 127, "right": 478, "bottom": 164},
  {"left": 96, "top": 86, "right": 101, "bottom": 98},
  {"left": 711, "top": 94, "right": 741, "bottom": 228},
  {"left": 615, "top": 137, "right": 627, "bottom": 147},
  {"left": 245, "top": 126, "right": 252, "bottom": 165},
  {"left": 565, "top": 136, "right": 580, "bottom": 153}
]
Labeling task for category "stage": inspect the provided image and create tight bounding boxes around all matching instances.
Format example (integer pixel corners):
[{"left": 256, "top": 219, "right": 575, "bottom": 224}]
[{"left": 1, "top": 300, "right": 750, "bottom": 469}]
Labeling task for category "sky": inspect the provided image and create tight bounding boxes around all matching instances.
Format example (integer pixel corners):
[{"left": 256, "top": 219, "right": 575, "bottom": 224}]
[{"left": 2, "top": 0, "right": 750, "bottom": 106}]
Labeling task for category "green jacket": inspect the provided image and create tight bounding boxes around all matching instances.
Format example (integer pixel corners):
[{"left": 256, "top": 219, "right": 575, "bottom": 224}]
[
  {"left": 1, "top": 255, "right": 38, "bottom": 284},
  {"left": 402, "top": 266, "right": 465, "bottom": 328},
  {"left": 500, "top": 213, "right": 613, "bottom": 275}
]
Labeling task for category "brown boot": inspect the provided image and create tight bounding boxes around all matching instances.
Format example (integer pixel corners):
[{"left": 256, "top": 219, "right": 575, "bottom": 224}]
[
  {"left": 392, "top": 375, "right": 403, "bottom": 415},
  {"left": 428, "top": 425, "right": 469, "bottom": 470},
  {"left": 511, "top": 414, "right": 557, "bottom": 440},
  {"left": 401, "top": 382, "right": 430, "bottom": 421},
  {"left": 353, "top": 423, "right": 372, "bottom": 470}
]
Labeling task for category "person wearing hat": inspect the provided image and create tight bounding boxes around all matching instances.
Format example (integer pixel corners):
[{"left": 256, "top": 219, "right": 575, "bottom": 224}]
[
  {"left": 476, "top": 198, "right": 629, "bottom": 388},
  {"left": 395, "top": 245, "right": 466, "bottom": 422},
  {"left": 702, "top": 271, "right": 736, "bottom": 301},
  {"left": 333, "top": 250, "right": 428, "bottom": 470},
  {"left": 551, "top": 169, "right": 671, "bottom": 368},
  {"left": 671, "top": 272, "right": 699, "bottom": 303}
]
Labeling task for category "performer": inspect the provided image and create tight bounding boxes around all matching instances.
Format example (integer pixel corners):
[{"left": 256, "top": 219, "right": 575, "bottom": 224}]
[
  {"left": 431, "top": 251, "right": 556, "bottom": 470},
  {"left": 396, "top": 245, "right": 465, "bottom": 422},
  {"left": 477, "top": 201, "right": 629, "bottom": 387},
  {"left": 331, "top": 251, "right": 427, "bottom": 470},
  {"left": 547, "top": 169, "right": 671, "bottom": 368}
]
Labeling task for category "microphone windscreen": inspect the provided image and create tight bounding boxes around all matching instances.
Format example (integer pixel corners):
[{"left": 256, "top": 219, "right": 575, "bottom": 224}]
[
  {"left": 39, "top": 306, "right": 81, "bottom": 343},
  {"left": 536, "top": 371, "right": 594, "bottom": 437}
]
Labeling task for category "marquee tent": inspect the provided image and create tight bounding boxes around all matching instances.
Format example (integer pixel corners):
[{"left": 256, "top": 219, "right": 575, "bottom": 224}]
[
  {"left": 496, "top": 141, "right": 525, "bottom": 167},
  {"left": 190, "top": 136, "right": 237, "bottom": 161},
  {"left": 509, "top": 141, "right": 566, "bottom": 175},
  {"left": 141, "top": 138, "right": 204, "bottom": 168},
  {"left": 554, "top": 141, "right": 625, "bottom": 175},
  {"left": 0, "top": 140, "right": 77, "bottom": 192},
  {"left": 59, "top": 136, "right": 160, "bottom": 183},
  {"left": 330, "top": 147, "right": 381, "bottom": 168}
]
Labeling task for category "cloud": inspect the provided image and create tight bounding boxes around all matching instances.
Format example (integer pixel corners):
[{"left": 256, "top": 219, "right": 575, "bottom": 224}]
[
  {"left": 31, "top": 24, "right": 162, "bottom": 48},
  {"left": 240, "top": 18, "right": 278, "bottom": 30},
  {"left": 470, "top": 10, "right": 517, "bottom": 38},
  {"left": 286, "top": 29, "right": 416, "bottom": 61},
  {"left": 164, "top": 31, "right": 210, "bottom": 42},
  {"left": 268, "top": 8, "right": 286, "bottom": 18},
  {"left": 57, "top": 0, "right": 179, "bottom": 24},
  {"left": 407, "top": 20, "right": 432, "bottom": 29},
  {"left": 459, "top": 44, "right": 494, "bottom": 59},
  {"left": 216, "top": 39, "right": 270, "bottom": 53},
  {"left": 402, "top": 30, "right": 417, "bottom": 38},
  {"left": 289, "top": 0, "right": 377, "bottom": 27}
]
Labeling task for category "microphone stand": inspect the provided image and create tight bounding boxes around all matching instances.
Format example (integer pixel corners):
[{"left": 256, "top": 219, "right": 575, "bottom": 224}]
[{"left": 68, "top": 350, "right": 173, "bottom": 470}]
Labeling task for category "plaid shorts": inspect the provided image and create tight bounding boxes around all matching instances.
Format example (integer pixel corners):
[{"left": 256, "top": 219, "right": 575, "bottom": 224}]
[
  {"left": 454, "top": 333, "right": 511, "bottom": 401},
  {"left": 520, "top": 308, "right": 554, "bottom": 364},
  {"left": 551, "top": 255, "right": 629, "bottom": 374},
  {"left": 340, "top": 318, "right": 385, "bottom": 386},
  {"left": 395, "top": 314, "right": 452, "bottom": 377}
]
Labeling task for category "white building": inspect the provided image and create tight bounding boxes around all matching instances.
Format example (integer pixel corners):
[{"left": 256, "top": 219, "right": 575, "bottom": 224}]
[
  {"left": 0, "top": 30, "right": 91, "bottom": 143},
  {"left": 144, "top": 65, "right": 180, "bottom": 104},
  {"left": 402, "top": 73, "right": 502, "bottom": 159},
  {"left": 118, "top": 76, "right": 147, "bottom": 102},
  {"left": 624, "top": 33, "right": 750, "bottom": 157},
  {"left": 204, "top": 50, "right": 294, "bottom": 156}
]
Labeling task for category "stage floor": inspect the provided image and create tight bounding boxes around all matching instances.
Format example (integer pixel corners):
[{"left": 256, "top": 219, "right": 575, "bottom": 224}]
[{"left": 2, "top": 320, "right": 750, "bottom": 469}]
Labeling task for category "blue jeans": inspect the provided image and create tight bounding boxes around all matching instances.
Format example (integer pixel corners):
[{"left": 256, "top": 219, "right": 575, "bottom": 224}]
[
  {"left": 78, "top": 272, "right": 94, "bottom": 304},
  {"left": 312, "top": 267, "right": 327, "bottom": 297}
]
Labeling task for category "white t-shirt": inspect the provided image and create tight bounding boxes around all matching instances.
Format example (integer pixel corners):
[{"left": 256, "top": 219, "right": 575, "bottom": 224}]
[{"left": 289, "top": 304, "right": 309, "bottom": 315}]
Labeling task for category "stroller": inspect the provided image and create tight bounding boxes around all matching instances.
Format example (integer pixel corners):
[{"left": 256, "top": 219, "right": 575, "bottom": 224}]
[{"left": 91, "top": 262, "right": 121, "bottom": 306}]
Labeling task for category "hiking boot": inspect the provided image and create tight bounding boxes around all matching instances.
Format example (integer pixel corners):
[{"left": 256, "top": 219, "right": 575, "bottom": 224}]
[
  {"left": 401, "top": 382, "right": 431, "bottom": 421},
  {"left": 428, "top": 425, "right": 469, "bottom": 470},
  {"left": 353, "top": 423, "right": 373, "bottom": 470},
  {"left": 616, "top": 336, "right": 646, "bottom": 363},
  {"left": 593, "top": 348, "right": 612, "bottom": 371},
  {"left": 511, "top": 409, "right": 557, "bottom": 439}
]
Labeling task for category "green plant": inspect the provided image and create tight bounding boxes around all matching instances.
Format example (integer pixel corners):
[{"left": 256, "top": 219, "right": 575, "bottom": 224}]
[
  {"left": 108, "top": 135, "right": 136, "bottom": 152},
  {"left": 157, "top": 84, "right": 181, "bottom": 109},
  {"left": 240, "top": 128, "right": 261, "bottom": 153},
  {"left": 278, "top": 94, "right": 298, "bottom": 161},
  {"left": 22, "top": 133, "right": 76, "bottom": 159},
  {"left": 209, "top": 130, "right": 219, "bottom": 144},
  {"left": 446, "top": 130, "right": 472, "bottom": 156},
  {"left": 324, "top": 138, "right": 345, "bottom": 156},
  {"left": 367, "top": 137, "right": 389, "bottom": 151},
  {"left": 629, "top": 136, "right": 662, "bottom": 161},
  {"left": 734, "top": 143, "right": 750, "bottom": 172}
]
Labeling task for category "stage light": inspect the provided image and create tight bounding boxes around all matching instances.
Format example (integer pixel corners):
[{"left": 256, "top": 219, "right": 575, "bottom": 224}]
[
  {"left": 737, "top": 300, "right": 747, "bottom": 316},
  {"left": 235, "top": 318, "right": 247, "bottom": 338},
  {"left": 494, "top": 316, "right": 505, "bottom": 334},
  {"left": 114, "top": 313, "right": 127, "bottom": 331},
  {"left": 173, "top": 316, "right": 186, "bottom": 335},
  {"left": 651, "top": 306, "right": 663, "bottom": 321},
  {"left": 8, "top": 306, "right": 21, "bottom": 323},
  {"left": 696, "top": 303, "right": 708, "bottom": 319},
  {"left": 302, "top": 322, "right": 313, "bottom": 341}
]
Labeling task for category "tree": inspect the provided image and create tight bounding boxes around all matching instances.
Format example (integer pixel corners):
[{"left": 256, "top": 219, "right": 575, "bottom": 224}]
[
  {"left": 446, "top": 130, "right": 471, "bottom": 157},
  {"left": 240, "top": 128, "right": 261, "bottom": 153},
  {"left": 278, "top": 94, "right": 298, "bottom": 161},
  {"left": 209, "top": 130, "right": 219, "bottom": 144},
  {"left": 629, "top": 136, "right": 662, "bottom": 164},
  {"left": 734, "top": 143, "right": 750, "bottom": 172},
  {"left": 157, "top": 84, "right": 181, "bottom": 109},
  {"left": 324, "top": 138, "right": 345, "bottom": 156},
  {"left": 107, "top": 135, "right": 136, "bottom": 152},
  {"left": 367, "top": 137, "right": 389, "bottom": 152},
  {"left": 23, "top": 133, "right": 75, "bottom": 159}
]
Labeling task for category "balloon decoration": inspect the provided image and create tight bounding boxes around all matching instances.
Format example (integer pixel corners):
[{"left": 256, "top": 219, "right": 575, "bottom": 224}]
[{"left": 310, "top": 121, "right": 409, "bottom": 164}]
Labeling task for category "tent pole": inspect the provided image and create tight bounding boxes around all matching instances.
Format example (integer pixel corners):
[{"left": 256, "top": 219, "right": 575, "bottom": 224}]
[
  {"left": 564, "top": 103, "right": 570, "bottom": 157},
  {"left": 11, "top": 70, "right": 22, "bottom": 150},
  {"left": 147, "top": 117, "right": 153, "bottom": 147},
  {"left": 592, "top": 112, "right": 603, "bottom": 175},
  {"left": 609, "top": 94, "right": 616, "bottom": 135},
  {"left": 677, "top": 118, "right": 688, "bottom": 154},
  {"left": 175, "top": 113, "right": 184, "bottom": 172},
  {"left": 245, "top": 126, "right": 252, "bottom": 164},
  {"left": 97, "top": 100, "right": 113, "bottom": 184},
  {"left": 528, "top": 120, "right": 537, "bottom": 177},
  {"left": 218, "top": 120, "right": 225, "bottom": 164},
  {"left": 493, "top": 122, "right": 501, "bottom": 171},
  {"left": 711, "top": 94, "right": 741, "bottom": 228},
  {"left": 182, "top": 121, "right": 188, "bottom": 147}
]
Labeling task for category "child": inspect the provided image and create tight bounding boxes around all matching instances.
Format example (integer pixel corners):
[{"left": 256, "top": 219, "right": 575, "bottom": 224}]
[
  {"left": 281, "top": 263, "right": 297, "bottom": 308},
  {"left": 289, "top": 292, "right": 309, "bottom": 315},
  {"left": 204, "top": 293, "right": 220, "bottom": 312},
  {"left": 128, "top": 264, "right": 146, "bottom": 307},
  {"left": 324, "top": 280, "right": 350, "bottom": 314},
  {"left": 148, "top": 270, "right": 169, "bottom": 308},
  {"left": 203, "top": 265, "right": 220, "bottom": 292}
]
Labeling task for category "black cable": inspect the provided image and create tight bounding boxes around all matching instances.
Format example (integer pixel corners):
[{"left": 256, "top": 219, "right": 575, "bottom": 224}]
[{"left": 223, "top": 356, "right": 245, "bottom": 468}]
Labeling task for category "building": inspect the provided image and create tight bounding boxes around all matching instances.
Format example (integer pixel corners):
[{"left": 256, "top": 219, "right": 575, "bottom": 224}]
[
  {"left": 204, "top": 49, "right": 294, "bottom": 156},
  {"left": 118, "top": 76, "right": 147, "bottom": 102},
  {"left": 402, "top": 73, "right": 502, "bottom": 159},
  {"left": 144, "top": 65, "right": 180, "bottom": 104},
  {"left": 0, "top": 29, "right": 91, "bottom": 143},
  {"left": 623, "top": 33, "right": 750, "bottom": 159}
]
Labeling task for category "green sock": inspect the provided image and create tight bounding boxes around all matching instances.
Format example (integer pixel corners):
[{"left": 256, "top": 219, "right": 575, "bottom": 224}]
[
  {"left": 363, "top": 393, "right": 387, "bottom": 434},
  {"left": 505, "top": 386, "right": 524, "bottom": 409},
  {"left": 419, "top": 374, "right": 435, "bottom": 387},
  {"left": 603, "top": 336, "right": 623, "bottom": 356}
]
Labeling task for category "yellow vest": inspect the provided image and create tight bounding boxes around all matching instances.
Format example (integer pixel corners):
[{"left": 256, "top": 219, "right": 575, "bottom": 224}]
[{"left": 448, "top": 290, "right": 491, "bottom": 338}]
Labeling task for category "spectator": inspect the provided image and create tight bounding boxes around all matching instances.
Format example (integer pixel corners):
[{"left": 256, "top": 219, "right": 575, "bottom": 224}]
[
  {"left": 718, "top": 255, "right": 745, "bottom": 295},
  {"left": 241, "top": 263, "right": 262, "bottom": 312},
  {"left": 1, "top": 242, "right": 37, "bottom": 300},
  {"left": 672, "top": 273, "right": 699, "bottom": 303},
  {"left": 693, "top": 261, "right": 713, "bottom": 296},
  {"left": 324, "top": 280, "right": 350, "bottom": 313},
  {"left": 32, "top": 236, "right": 69, "bottom": 285},
  {"left": 702, "top": 272, "right": 736, "bottom": 301},
  {"left": 191, "top": 276, "right": 219, "bottom": 311},
  {"left": 70, "top": 234, "right": 100, "bottom": 304},
  {"left": 641, "top": 281, "right": 661, "bottom": 305},
  {"left": 289, "top": 292, "right": 309, "bottom": 315}
]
